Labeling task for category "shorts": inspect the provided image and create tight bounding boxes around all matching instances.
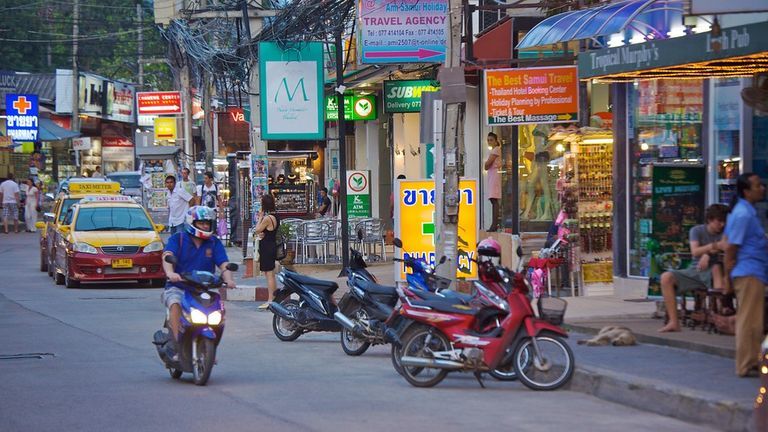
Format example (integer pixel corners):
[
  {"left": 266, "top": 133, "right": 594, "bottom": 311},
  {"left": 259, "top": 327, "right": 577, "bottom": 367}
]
[
  {"left": 2, "top": 203, "right": 18, "bottom": 221},
  {"left": 162, "top": 286, "right": 185, "bottom": 308},
  {"left": 669, "top": 267, "right": 713, "bottom": 294}
]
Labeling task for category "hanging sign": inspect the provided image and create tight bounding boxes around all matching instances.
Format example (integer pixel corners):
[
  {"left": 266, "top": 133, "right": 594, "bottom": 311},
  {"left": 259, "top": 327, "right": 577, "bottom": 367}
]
[
  {"left": 358, "top": 0, "right": 448, "bottom": 64},
  {"left": 484, "top": 66, "right": 579, "bottom": 125},
  {"left": 137, "top": 91, "right": 182, "bottom": 115},
  {"left": 5, "top": 94, "right": 39, "bottom": 142},
  {"left": 384, "top": 80, "right": 440, "bottom": 113},
  {"left": 154, "top": 117, "right": 177, "bottom": 140},
  {"left": 325, "top": 94, "right": 377, "bottom": 121},
  {"left": 72, "top": 137, "right": 92, "bottom": 151},
  {"left": 346, "top": 170, "right": 371, "bottom": 218},
  {"left": 394, "top": 179, "right": 478, "bottom": 280},
  {"left": 259, "top": 42, "right": 324, "bottom": 140}
]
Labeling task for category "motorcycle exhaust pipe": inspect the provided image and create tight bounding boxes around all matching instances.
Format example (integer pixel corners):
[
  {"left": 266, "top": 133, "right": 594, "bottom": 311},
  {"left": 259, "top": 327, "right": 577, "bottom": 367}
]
[
  {"left": 333, "top": 312, "right": 365, "bottom": 336},
  {"left": 269, "top": 302, "right": 295, "bottom": 321},
  {"left": 400, "top": 356, "right": 464, "bottom": 370}
]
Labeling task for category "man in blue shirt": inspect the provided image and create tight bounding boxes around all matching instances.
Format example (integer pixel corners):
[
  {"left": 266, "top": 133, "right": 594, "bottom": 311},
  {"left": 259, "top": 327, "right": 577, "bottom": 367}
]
[
  {"left": 162, "top": 206, "right": 236, "bottom": 353},
  {"left": 724, "top": 173, "right": 768, "bottom": 377}
]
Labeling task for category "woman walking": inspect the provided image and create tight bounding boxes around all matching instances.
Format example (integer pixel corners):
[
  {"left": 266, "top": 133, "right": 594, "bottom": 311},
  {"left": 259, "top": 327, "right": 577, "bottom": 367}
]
[
  {"left": 24, "top": 179, "right": 39, "bottom": 232},
  {"left": 255, "top": 194, "right": 280, "bottom": 310}
]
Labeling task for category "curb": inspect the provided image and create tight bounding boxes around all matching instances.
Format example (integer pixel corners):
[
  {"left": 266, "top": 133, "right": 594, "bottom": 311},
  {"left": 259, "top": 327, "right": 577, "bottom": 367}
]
[
  {"left": 568, "top": 365, "right": 754, "bottom": 432},
  {"left": 225, "top": 286, "right": 268, "bottom": 302},
  {"left": 565, "top": 323, "right": 736, "bottom": 359}
]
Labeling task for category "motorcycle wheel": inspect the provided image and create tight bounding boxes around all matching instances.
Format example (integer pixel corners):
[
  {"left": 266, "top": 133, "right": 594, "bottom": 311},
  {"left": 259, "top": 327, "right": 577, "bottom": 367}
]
[
  {"left": 399, "top": 325, "right": 450, "bottom": 388},
  {"left": 340, "top": 308, "right": 371, "bottom": 356},
  {"left": 272, "top": 299, "right": 302, "bottom": 341},
  {"left": 169, "top": 369, "right": 182, "bottom": 379},
  {"left": 512, "top": 335, "right": 574, "bottom": 391},
  {"left": 192, "top": 337, "right": 216, "bottom": 386},
  {"left": 390, "top": 343, "right": 405, "bottom": 376},
  {"left": 489, "top": 346, "right": 527, "bottom": 381}
]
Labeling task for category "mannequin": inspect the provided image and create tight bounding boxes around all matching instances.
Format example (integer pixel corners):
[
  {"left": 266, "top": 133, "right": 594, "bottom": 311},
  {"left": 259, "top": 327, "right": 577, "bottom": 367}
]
[{"left": 522, "top": 124, "right": 554, "bottom": 221}]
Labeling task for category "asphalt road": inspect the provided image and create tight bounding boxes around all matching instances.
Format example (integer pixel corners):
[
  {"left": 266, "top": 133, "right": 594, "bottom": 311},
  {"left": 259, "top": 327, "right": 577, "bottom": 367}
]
[{"left": 0, "top": 232, "right": 714, "bottom": 432}]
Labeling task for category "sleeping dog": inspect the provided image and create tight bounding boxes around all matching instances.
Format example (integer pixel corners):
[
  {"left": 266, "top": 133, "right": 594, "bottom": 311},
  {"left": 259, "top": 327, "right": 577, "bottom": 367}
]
[{"left": 577, "top": 326, "right": 638, "bottom": 346}]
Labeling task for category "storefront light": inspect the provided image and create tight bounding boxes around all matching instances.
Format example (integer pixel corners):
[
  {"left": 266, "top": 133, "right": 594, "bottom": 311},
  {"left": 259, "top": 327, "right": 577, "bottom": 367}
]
[
  {"left": 629, "top": 34, "right": 646, "bottom": 45},
  {"left": 667, "top": 26, "right": 687, "bottom": 38},
  {"left": 555, "top": 143, "right": 565, "bottom": 153},
  {"left": 607, "top": 33, "right": 624, "bottom": 48},
  {"left": 582, "top": 138, "right": 613, "bottom": 145},
  {"left": 640, "top": 142, "right": 650, "bottom": 151}
]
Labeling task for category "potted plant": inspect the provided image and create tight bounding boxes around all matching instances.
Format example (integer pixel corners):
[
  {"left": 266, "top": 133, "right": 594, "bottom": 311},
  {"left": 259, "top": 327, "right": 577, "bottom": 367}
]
[{"left": 277, "top": 223, "right": 294, "bottom": 265}]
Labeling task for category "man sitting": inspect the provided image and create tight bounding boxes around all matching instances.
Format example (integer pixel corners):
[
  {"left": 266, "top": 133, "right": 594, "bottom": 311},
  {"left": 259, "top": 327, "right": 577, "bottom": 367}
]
[{"left": 658, "top": 204, "right": 729, "bottom": 333}]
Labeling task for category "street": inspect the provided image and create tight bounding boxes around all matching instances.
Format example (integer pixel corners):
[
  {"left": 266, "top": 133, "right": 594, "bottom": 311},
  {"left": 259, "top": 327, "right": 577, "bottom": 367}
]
[{"left": 0, "top": 233, "right": 714, "bottom": 432}]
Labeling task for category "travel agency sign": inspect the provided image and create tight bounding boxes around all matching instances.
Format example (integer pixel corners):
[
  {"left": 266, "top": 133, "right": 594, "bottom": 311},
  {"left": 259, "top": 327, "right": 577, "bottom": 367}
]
[
  {"left": 5, "top": 94, "right": 39, "bottom": 143},
  {"left": 359, "top": 0, "right": 447, "bottom": 64}
]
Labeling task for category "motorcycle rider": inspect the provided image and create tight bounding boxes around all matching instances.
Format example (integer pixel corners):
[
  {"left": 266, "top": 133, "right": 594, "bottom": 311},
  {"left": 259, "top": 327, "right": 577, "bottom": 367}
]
[{"left": 161, "top": 206, "right": 237, "bottom": 359}]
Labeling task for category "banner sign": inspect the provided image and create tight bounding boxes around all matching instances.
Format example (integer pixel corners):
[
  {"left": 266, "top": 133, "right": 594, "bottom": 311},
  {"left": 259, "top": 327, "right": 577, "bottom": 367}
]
[
  {"left": 154, "top": 117, "right": 177, "bottom": 140},
  {"left": 346, "top": 170, "right": 372, "bottom": 218},
  {"left": 325, "top": 94, "right": 377, "bottom": 121},
  {"left": 72, "top": 137, "right": 92, "bottom": 151},
  {"left": 359, "top": 0, "right": 447, "bottom": 64},
  {"left": 647, "top": 165, "right": 706, "bottom": 297},
  {"left": 384, "top": 80, "right": 440, "bottom": 113},
  {"left": 137, "top": 91, "right": 182, "bottom": 115},
  {"left": 485, "top": 66, "right": 579, "bottom": 125},
  {"left": 107, "top": 82, "right": 135, "bottom": 122},
  {"left": 395, "top": 179, "right": 478, "bottom": 280},
  {"left": 5, "top": 94, "right": 39, "bottom": 142},
  {"left": 259, "top": 42, "right": 324, "bottom": 140}
]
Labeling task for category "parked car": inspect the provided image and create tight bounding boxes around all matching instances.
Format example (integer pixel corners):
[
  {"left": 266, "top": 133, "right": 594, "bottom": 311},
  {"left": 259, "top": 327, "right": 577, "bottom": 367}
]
[{"left": 107, "top": 171, "right": 144, "bottom": 205}]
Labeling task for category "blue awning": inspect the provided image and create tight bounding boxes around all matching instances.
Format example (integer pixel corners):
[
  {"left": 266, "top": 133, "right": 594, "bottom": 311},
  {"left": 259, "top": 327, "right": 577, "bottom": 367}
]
[
  {"left": 517, "top": 0, "right": 686, "bottom": 49},
  {"left": 39, "top": 117, "right": 80, "bottom": 141}
]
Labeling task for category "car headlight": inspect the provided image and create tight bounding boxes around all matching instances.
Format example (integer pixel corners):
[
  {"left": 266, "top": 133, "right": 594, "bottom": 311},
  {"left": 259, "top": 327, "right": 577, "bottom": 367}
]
[
  {"left": 208, "top": 310, "right": 223, "bottom": 325},
  {"left": 73, "top": 242, "right": 98, "bottom": 254},
  {"left": 143, "top": 241, "right": 164, "bottom": 253},
  {"left": 190, "top": 308, "right": 207, "bottom": 324}
]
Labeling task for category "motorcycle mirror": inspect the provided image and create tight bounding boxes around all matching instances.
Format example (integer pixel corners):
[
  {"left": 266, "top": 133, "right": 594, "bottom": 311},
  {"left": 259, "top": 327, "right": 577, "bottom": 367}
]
[
  {"left": 516, "top": 246, "right": 523, "bottom": 258},
  {"left": 164, "top": 255, "right": 178, "bottom": 265},
  {"left": 393, "top": 238, "right": 403, "bottom": 248},
  {"left": 226, "top": 263, "right": 239, "bottom": 271}
]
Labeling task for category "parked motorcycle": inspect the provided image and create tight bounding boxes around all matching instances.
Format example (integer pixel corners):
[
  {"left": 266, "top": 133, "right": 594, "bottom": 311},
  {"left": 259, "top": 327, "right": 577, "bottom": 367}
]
[
  {"left": 269, "top": 269, "right": 342, "bottom": 341},
  {"left": 152, "top": 255, "right": 238, "bottom": 386},
  {"left": 396, "top": 252, "right": 574, "bottom": 391}
]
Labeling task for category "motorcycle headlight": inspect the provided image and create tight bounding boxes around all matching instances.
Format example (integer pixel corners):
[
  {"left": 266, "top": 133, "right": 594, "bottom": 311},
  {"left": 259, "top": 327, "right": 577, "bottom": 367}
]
[
  {"left": 190, "top": 308, "right": 208, "bottom": 324},
  {"left": 73, "top": 242, "right": 98, "bottom": 254},
  {"left": 208, "top": 310, "right": 223, "bottom": 325},
  {"left": 143, "top": 240, "right": 164, "bottom": 253}
]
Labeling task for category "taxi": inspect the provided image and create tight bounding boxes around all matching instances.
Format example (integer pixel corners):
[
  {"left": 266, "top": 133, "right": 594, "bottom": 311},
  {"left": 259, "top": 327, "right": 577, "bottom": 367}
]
[
  {"left": 50, "top": 195, "right": 166, "bottom": 288},
  {"left": 36, "top": 180, "right": 122, "bottom": 277}
]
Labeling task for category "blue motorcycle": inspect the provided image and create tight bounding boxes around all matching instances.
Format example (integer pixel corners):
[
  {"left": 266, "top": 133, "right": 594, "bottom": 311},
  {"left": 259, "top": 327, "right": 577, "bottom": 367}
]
[{"left": 153, "top": 255, "right": 238, "bottom": 386}]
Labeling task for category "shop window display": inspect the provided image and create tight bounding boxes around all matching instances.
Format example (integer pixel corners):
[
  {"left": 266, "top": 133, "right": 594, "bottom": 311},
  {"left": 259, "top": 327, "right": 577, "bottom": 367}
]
[{"left": 518, "top": 124, "right": 561, "bottom": 231}]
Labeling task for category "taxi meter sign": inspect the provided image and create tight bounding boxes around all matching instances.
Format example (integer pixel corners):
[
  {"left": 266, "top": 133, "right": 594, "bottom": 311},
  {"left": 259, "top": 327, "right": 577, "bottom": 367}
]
[
  {"left": 67, "top": 182, "right": 121, "bottom": 194},
  {"left": 395, "top": 179, "right": 478, "bottom": 280}
]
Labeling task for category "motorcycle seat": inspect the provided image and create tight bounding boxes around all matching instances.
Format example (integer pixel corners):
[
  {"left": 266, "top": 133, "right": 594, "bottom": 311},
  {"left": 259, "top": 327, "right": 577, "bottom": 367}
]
[
  {"left": 413, "top": 289, "right": 472, "bottom": 305},
  {"left": 409, "top": 297, "right": 478, "bottom": 315},
  {"left": 284, "top": 271, "right": 339, "bottom": 293},
  {"left": 357, "top": 280, "right": 397, "bottom": 297}
]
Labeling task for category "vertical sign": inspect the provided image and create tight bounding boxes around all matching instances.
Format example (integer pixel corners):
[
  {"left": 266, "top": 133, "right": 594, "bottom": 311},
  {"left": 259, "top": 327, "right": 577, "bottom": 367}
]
[
  {"left": 346, "top": 170, "right": 371, "bottom": 218},
  {"left": 359, "top": 0, "right": 448, "bottom": 64},
  {"left": 5, "top": 94, "right": 39, "bottom": 143},
  {"left": 259, "top": 42, "right": 324, "bottom": 140},
  {"left": 647, "top": 166, "right": 706, "bottom": 297},
  {"left": 395, "top": 179, "right": 478, "bottom": 280}
]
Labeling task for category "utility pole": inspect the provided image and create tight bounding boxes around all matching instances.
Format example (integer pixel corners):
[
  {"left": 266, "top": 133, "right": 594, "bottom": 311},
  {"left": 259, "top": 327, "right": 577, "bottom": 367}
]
[
  {"left": 434, "top": 0, "right": 466, "bottom": 282},
  {"left": 335, "top": 28, "right": 350, "bottom": 273},
  {"left": 137, "top": 1, "right": 144, "bottom": 87},
  {"left": 71, "top": 0, "right": 80, "bottom": 170}
]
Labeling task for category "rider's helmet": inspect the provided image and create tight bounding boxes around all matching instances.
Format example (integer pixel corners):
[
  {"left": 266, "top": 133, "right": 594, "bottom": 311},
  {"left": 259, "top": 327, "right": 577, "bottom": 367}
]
[
  {"left": 477, "top": 237, "right": 502, "bottom": 258},
  {"left": 184, "top": 206, "right": 216, "bottom": 239}
]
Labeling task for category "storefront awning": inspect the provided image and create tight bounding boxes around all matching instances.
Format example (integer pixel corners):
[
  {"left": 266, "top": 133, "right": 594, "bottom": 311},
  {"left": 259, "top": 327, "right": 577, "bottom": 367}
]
[
  {"left": 39, "top": 117, "right": 80, "bottom": 141},
  {"left": 135, "top": 145, "right": 180, "bottom": 159},
  {"left": 516, "top": 0, "right": 685, "bottom": 49}
]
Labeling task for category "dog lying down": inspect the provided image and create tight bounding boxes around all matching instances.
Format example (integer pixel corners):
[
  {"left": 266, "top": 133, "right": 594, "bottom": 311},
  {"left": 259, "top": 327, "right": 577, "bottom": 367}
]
[{"left": 577, "top": 326, "right": 638, "bottom": 346}]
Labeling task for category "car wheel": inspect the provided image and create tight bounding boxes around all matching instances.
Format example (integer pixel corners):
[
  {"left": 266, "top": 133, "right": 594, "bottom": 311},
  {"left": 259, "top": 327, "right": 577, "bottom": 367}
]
[
  {"left": 64, "top": 260, "right": 80, "bottom": 289},
  {"left": 54, "top": 269, "right": 65, "bottom": 285},
  {"left": 47, "top": 252, "right": 54, "bottom": 277},
  {"left": 40, "top": 248, "right": 48, "bottom": 272}
]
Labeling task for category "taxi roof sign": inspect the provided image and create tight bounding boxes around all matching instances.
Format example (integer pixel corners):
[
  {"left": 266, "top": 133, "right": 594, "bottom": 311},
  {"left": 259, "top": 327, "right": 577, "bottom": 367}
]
[
  {"left": 67, "top": 181, "right": 121, "bottom": 194},
  {"left": 79, "top": 195, "right": 136, "bottom": 204}
]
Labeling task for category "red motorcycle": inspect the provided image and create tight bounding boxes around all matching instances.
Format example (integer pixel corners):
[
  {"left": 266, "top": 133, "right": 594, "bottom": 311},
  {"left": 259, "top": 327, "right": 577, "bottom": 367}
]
[{"left": 397, "top": 248, "right": 574, "bottom": 390}]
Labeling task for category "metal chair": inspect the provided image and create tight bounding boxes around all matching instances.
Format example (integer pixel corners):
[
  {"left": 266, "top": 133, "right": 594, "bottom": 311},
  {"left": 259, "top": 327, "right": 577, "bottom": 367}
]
[
  {"left": 297, "top": 220, "right": 329, "bottom": 264},
  {"left": 359, "top": 218, "right": 386, "bottom": 261},
  {"left": 324, "top": 219, "right": 342, "bottom": 262}
]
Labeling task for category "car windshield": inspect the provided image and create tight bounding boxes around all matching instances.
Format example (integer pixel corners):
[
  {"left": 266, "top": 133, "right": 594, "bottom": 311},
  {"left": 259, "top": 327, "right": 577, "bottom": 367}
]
[
  {"left": 108, "top": 174, "right": 141, "bottom": 189},
  {"left": 58, "top": 198, "right": 80, "bottom": 223},
  {"left": 74, "top": 207, "right": 153, "bottom": 231}
]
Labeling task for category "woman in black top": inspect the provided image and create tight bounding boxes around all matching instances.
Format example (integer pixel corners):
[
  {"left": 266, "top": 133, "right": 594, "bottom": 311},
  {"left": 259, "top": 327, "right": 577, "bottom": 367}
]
[{"left": 255, "top": 194, "right": 280, "bottom": 310}]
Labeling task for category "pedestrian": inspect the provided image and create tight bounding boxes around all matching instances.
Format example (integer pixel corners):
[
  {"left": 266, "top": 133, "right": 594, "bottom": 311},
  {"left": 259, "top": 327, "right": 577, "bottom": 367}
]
[
  {"left": 255, "top": 194, "right": 280, "bottom": 310},
  {"left": 23, "top": 179, "right": 39, "bottom": 233},
  {"left": 317, "top": 187, "right": 331, "bottom": 218},
  {"left": 724, "top": 172, "right": 768, "bottom": 378},
  {"left": 92, "top": 165, "right": 105, "bottom": 178},
  {"left": 179, "top": 167, "right": 197, "bottom": 197},
  {"left": 196, "top": 171, "right": 221, "bottom": 211},
  {"left": 484, "top": 132, "right": 502, "bottom": 232},
  {"left": 0, "top": 172, "right": 21, "bottom": 234},
  {"left": 165, "top": 175, "right": 194, "bottom": 235}
]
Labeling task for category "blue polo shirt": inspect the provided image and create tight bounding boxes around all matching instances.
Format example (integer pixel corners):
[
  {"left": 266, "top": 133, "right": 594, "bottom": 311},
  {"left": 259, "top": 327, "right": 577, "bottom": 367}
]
[
  {"left": 725, "top": 198, "right": 768, "bottom": 284},
  {"left": 164, "top": 232, "right": 228, "bottom": 289}
]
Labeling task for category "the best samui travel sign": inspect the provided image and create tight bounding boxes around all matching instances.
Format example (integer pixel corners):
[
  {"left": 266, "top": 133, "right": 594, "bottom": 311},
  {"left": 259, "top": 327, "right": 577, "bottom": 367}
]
[{"left": 359, "top": 0, "right": 447, "bottom": 64}]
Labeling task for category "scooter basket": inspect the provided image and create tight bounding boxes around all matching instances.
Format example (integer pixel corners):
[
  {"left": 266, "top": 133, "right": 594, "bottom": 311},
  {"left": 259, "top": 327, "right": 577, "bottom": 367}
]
[{"left": 537, "top": 296, "right": 567, "bottom": 326}]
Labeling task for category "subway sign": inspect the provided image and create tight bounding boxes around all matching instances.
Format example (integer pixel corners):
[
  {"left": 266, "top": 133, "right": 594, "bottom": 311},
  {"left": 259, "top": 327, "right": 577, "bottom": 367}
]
[
  {"left": 384, "top": 80, "right": 440, "bottom": 113},
  {"left": 325, "top": 94, "right": 377, "bottom": 121}
]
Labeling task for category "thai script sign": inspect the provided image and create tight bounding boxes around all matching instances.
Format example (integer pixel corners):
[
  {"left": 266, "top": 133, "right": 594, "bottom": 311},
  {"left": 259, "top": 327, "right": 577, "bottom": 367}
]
[{"left": 5, "top": 94, "right": 38, "bottom": 142}]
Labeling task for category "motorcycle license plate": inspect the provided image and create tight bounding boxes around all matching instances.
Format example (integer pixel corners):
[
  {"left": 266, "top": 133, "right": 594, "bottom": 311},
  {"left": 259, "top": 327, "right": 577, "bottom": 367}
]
[{"left": 111, "top": 258, "right": 133, "bottom": 269}]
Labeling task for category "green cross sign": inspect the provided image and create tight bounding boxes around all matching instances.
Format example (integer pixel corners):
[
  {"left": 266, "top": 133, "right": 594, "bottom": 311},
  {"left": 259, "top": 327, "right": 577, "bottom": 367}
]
[{"left": 422, "top": 212, "right": 435, "bottom": 245}]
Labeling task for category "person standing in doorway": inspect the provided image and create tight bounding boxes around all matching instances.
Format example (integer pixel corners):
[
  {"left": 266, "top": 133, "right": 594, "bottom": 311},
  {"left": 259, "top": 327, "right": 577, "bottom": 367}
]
[
  {"left": 165, "top": 175, "right": 194, "bottom": 235},
  {"left": 484, "top": 132, "right": 502, "bottom": 231},
  {"left": 179, "top": 167, "right": 197, "bottom": 197},
  {"left": 255, "top": 194, "right": 280, "bottom": 310},
  {"left": 24, "top": 179, "right": 39, "bottom": 232},
  {"left": 0, "top": 173, "right": 21, "bottom": 234},
  {"left": 724, "top": 172, "right": 768, "bottom": 378}
]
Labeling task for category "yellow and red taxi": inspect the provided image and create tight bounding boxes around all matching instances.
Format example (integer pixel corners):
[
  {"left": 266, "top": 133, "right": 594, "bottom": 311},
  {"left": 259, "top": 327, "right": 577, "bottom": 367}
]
[
  {"left": 50, "top": 195, "right": 166, "bottom": 288},
  {"left": 36, "top": 180, "right": 122, "bottom": 277}
]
